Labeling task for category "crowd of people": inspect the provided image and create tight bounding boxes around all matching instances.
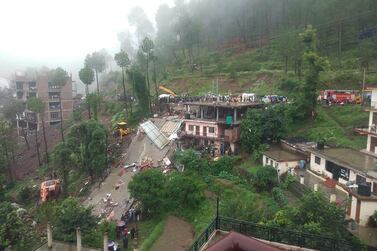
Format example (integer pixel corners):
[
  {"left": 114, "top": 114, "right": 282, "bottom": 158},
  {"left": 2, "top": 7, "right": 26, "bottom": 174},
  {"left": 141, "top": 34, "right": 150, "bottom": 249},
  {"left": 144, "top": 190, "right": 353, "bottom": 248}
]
[{"left": 159, "top": 93, "right": 288, "bottom": 104}]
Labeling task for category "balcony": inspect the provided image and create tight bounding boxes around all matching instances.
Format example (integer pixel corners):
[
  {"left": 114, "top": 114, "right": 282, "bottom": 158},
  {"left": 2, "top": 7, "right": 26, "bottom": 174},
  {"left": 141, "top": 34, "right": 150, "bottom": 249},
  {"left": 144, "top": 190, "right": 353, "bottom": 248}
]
[
  {"left": 48, "top": 85, "right": 61, "bottom": 92},
  {"left": 49, "top": 94, "right": 61, "bottom": 101},
  {"left": 181, "top": 131, "right": 230, "bottom": 142}
]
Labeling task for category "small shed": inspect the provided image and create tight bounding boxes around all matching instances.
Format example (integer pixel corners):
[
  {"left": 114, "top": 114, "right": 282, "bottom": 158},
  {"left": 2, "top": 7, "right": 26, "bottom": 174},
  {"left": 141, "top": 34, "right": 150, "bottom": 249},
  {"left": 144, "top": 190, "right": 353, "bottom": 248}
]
[{"left": 263, "top": 146, "right": 306, "bottom": 175}]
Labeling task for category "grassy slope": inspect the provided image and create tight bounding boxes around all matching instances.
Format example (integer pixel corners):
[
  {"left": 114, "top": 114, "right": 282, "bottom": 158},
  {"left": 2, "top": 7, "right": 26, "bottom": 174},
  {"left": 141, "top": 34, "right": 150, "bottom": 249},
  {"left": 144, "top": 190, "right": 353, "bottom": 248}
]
[
  {"left": 292, "top": 105, "right": 368, "bottom": 149},
  {"left": 164, "top": 46, "right": 377, "bottom": 96}
]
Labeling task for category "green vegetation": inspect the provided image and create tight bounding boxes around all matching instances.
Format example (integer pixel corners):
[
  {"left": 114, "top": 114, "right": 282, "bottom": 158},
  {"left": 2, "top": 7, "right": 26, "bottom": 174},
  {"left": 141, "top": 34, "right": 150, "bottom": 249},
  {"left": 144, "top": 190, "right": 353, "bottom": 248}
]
[
  {"left": 297, "top": 106, "right": 368, "bottom": 149},
  {"left": 139, "top": 218, "right": 166, "bottom": 251}
]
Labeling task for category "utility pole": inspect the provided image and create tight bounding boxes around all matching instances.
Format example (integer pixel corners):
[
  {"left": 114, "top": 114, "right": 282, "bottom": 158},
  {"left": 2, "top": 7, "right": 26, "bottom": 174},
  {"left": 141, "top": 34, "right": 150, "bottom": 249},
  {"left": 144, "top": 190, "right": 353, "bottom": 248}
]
[{"left": 362, "top": 68, "right": 366, "bottom": 104}]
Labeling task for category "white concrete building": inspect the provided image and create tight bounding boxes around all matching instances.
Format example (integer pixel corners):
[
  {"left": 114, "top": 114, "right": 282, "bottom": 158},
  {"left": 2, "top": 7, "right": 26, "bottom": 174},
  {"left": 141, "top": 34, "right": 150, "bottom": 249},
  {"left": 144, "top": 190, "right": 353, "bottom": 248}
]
[
  {"left": 308, "top": 147, "right": 377, "bottom": 226},
  {"left": 262, "top": 146, "right": 306, "bottom": 175}
]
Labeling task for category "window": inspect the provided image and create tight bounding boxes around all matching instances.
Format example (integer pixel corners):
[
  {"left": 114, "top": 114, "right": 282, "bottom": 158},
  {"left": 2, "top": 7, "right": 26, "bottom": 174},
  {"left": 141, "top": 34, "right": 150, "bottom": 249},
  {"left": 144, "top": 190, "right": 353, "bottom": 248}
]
[
  {"left": 208, "top": 127, "right": 215, "bottom": 133},
  {"left": 265, "top": 157, "right": 269, "bottom": 164},
  {"left": 188, "top": 125, "right": 194, "bottom": 131},
  {"left": 16, "top": 81, "right": 23, "bottom": 89},
  {"left": 315, "top": 156, "right": 321, "bottom": 165},
  {"left": 50, "top": 112, "right": 60, "bottom": 120}
]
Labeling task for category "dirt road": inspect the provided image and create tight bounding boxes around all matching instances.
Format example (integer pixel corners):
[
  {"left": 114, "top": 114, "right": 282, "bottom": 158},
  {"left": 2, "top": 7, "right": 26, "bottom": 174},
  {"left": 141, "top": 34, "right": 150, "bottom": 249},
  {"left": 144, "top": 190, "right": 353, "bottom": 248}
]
[{"left": 150, "top": 215, "right": 194, "bottom": 251}]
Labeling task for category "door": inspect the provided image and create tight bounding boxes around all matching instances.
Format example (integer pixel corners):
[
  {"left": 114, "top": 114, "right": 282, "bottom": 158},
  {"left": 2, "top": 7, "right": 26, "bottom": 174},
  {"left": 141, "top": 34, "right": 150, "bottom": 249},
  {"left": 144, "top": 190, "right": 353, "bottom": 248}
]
[
  {"left": 355, "top": 199, "right": 361, "bottom": 223},
  {"left": 373, "top": 182, "right": 377, "bottom": 195},
  {"left": 195, "top": 126, "right": 200, "bottom": 136},
  {"left": 203, "top": 126, "right": 207, "bottom": 136}
]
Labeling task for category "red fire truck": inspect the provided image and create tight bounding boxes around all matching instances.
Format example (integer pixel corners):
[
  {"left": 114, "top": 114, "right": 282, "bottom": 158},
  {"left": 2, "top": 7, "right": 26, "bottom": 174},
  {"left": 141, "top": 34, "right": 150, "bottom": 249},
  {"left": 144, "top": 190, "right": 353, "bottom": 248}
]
[{"left": 319, "top": 90, "right": 361, "bottom": 104}]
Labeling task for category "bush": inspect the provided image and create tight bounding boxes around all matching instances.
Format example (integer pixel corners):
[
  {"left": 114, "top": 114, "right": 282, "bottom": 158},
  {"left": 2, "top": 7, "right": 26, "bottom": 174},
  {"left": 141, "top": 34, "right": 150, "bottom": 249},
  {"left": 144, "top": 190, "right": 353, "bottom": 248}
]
[
  {"left": 271, "top": 187, "right": 288, "bottom": 206},
  {"left": 368, "top": 211, "right": 377, "bottom": 227},
  {"left": 174, "top": 149, "right": 209, "bottom": 173},
  {"left": 128, "top": 169, "right": 167, "bottom": 216},
  {"left": 251, "top": 166, "right": 278, "bottom": 192},
  {"left": 166, "top": 173, "right": 205, "bottom": 211}
]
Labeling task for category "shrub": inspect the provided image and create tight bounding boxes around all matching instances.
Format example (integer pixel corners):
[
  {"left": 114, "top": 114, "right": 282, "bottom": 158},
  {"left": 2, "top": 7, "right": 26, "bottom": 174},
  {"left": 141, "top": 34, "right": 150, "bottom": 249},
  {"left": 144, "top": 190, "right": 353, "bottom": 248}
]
[
  {"left": 251, "top": 166, "right": 278, "bottom": 192},
  {"left": 271, "top": 187, "right": 288, "bottom": 206}
]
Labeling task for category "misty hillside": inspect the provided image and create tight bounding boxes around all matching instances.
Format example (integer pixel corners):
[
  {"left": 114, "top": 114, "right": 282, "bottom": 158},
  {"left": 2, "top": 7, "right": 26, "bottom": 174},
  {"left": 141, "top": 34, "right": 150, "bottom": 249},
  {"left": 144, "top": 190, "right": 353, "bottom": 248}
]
[{"left": 148, "top": 0, "right": 377, "bottom": 95}]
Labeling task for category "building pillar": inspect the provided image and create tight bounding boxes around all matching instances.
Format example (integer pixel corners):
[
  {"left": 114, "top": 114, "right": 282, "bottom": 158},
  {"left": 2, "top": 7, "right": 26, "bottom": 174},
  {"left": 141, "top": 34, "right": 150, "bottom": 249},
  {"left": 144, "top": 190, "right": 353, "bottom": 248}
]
[
  {"left": 201, "top": 107, "right": 204, "bottom": 119},
  {"left": 300, "top": 175, "right": 304, "bottom": 185},
  {"left": 76, "top": 227, "right": 82, "bottom": 251},
  {"left": 216, "top": 107, "right": 219, "bottom": 121},
  {"left": 103, "top": 232, "right": 108, "bottom": 251},
  {"left": 47, "top": 222, "right": 53, "bottom": 249},
  {"left": 314, "top": 184, "right": 318, "bottom": 192},
  {"left": 330, "top": 194, "right": 336, "bottom": 203},
  {"left": 233, "top": 108, "right": 237, "bottom": 123}
]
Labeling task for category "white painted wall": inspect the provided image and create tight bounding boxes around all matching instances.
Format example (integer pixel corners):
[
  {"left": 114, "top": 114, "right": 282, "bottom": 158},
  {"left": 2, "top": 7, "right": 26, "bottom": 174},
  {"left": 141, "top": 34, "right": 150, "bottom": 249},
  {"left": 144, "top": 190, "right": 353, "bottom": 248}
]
[
  {"left": 262, "top": 155, "right": 299, "bottom": 175},
  {"left": 310, "top": 153, "right": 326, "bottom": 175},
  {"left": 359, "top": 201, "right": 377, "bottom": 226},
  {"left": 350, "top": 196, "right": 357, "bottom": 220}
]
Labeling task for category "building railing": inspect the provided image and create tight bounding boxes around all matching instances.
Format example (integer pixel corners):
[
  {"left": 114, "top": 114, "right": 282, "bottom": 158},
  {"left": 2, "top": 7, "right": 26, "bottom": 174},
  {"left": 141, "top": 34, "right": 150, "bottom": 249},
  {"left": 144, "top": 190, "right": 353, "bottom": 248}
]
[
  {"left": 187, "top": 218, "right": 217, "bottom": 251},
  {"left": 181, "top": 131, "right": 230, "bottom": 142},
  {"left": 187, "top": 216, "right": 361, "bottom": 251}
]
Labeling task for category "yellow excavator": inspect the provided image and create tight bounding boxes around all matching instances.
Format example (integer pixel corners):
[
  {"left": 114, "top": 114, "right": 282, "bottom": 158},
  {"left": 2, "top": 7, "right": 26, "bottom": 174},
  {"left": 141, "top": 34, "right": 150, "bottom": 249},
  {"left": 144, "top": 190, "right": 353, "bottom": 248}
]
[
  {"left": 159, "top": 84, "right": 176, "bottom": 96},
  {"left": 113, "top": 121, "right": 132, "bottom": 139},
  {"left": 40, "top": 179, "right": 61, "bottom": 203}
]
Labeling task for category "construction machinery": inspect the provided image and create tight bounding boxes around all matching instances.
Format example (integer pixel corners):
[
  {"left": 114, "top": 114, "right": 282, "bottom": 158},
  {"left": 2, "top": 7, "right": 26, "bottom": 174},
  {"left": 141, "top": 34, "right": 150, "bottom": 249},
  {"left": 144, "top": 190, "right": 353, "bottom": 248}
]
[
  {"left": 113, "top": 121, "right": 132, "bottom": 139},
  {"left": 159, "top": 84, "right": 176, "bottom": 96},
  {"left": 40, "top": 179, "right": 61, "bottom": 203}
]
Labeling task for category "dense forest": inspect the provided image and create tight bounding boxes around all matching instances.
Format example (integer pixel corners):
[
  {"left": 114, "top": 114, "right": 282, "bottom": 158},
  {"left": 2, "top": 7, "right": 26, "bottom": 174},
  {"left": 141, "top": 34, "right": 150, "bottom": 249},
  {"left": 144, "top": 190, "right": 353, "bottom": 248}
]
[{"left": 114, "top": 0, "right": 377, "bottom": 89}]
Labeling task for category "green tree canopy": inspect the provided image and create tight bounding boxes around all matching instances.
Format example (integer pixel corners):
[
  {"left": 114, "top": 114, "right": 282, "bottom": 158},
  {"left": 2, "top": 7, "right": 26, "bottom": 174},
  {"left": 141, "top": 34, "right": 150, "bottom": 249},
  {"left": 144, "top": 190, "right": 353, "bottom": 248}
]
[
  {"left": 50, "top": 67, "right": 68, "bottom": 86},
  {"left": 165, "top": 173, "right": 205, "bottom": 211},
  {"left": 79, "top": 66, "right": 95, "bottom": 95},
  {"left": 53, "top": 197, "right": 97, "bottom": 242},
  {"left": 128, "top": 168, "right": 167, "bottom": 215},
  {"left": 0, "top": 202, "right": 37, "bottom": 249},
  {"left": 52, "top": 142, "right": 74, "bottom": 195},
  {"left": 174, "top": 149, "right": 209, "bottom": 173},
  {"left": 27, "top": 97, "right": 45, "bottom": 114},
  {"left": 67, "top": 120, "right": 107, "bottom": 180},
  {"left": 240, "top": 105, "right": 287, "bottom": 153},
  {"left": 251, "top": 166, "right": 278, "bottom": 192},
  {"left": 269, "top": 191, "right": 347, "bottom": 238}
]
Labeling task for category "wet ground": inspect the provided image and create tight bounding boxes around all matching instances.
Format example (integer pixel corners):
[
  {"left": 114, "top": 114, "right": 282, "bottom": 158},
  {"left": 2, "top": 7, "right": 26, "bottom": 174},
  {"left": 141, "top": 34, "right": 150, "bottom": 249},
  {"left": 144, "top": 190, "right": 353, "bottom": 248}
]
[
  {"left": 295, "top": 169, "right": 348, "bottom": 202},
  {"left": 150, "top": 215, "right": 194, "bottom": 251},
  {"left": 35, "top": 241, "right": 100, "bottom": 251},
  {"left": 85, "top": 132, "right": 170, "bottom": 220}
]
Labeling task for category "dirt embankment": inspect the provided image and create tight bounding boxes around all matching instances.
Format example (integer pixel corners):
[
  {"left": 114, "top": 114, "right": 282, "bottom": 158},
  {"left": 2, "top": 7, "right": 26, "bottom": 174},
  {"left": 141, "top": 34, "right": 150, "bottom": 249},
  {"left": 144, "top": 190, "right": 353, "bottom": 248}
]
[
  {"left": 12, "top": 126, "right": 62, "bottom": 180},
  {"left": 150, "top": 215, "right": 194, "bottom": 251}
]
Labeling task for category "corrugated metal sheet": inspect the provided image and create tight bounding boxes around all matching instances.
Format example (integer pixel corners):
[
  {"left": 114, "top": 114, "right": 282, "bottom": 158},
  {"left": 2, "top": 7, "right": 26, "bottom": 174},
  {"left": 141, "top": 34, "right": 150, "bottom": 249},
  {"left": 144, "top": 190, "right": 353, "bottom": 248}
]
[
  {"left": 160, "top": 120, "right": 182, "bottom": 136},
  {"left": 140, "top": 120, "right": 170, "bottom": 150}
]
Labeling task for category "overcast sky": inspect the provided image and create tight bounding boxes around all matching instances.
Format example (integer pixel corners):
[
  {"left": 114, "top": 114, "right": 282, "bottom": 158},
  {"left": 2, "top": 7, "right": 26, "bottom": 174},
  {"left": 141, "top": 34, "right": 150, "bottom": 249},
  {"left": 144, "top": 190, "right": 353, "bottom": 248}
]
[{"left": 0, "top": 0, "right": 174, "bottom": 78}]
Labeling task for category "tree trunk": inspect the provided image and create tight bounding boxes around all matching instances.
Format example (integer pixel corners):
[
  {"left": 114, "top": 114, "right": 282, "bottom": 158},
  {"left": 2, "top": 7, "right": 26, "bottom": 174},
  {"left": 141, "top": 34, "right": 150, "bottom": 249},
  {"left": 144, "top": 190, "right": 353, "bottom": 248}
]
[
  {"left": 21, "top": 123, "right": 30, "bottom": 150},
  {"left": 146, "top": 55, "right": 152, "bottom": 112},
  {"left": 58, "top": 95, "right": 65, "bottom": 142},
  {"left": 121, "top": 67, "right": 128, "bottom": 116},
  {"left": 35, "top": 129, "right": 41, "bottom": 166},
  {"left": 153, "top": 59, "right": 158, "bottom": 103},
  {"left": 85, "top": 84, "right": 91, "bottom": 119},
  {"left": 62, "top": 164, "right": 68, "bottom": 197},
  {"left": 3, "top": 141, "right": 14, "bottom": 182},
  {"left": 41, "top": 116, "right": 49, "bottom": 168},
  {"left": 95, "top": 69, "right": 99, "bottom": 94}
]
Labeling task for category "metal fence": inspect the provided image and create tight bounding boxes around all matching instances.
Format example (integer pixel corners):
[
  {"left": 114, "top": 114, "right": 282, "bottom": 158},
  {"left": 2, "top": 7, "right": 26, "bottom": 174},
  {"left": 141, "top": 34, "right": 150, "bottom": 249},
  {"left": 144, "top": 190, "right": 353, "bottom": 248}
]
[{"left": 187, "top": 216, "right": 362, "bottom": 251}]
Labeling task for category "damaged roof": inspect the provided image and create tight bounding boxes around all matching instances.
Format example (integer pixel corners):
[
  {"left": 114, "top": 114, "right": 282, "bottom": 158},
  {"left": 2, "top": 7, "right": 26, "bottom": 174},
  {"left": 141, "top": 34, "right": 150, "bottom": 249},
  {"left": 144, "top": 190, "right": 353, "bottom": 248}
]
[{"left": 140, "top": 120, "right": 170, "bottom": 150}]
